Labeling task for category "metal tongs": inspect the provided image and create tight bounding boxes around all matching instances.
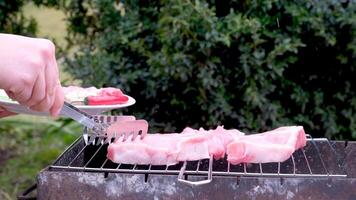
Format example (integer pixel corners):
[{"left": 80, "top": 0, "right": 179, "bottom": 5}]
[
  {"left": 61, "top": 101, "right": 148, "bottom": 145},
  {"left": 61, "top": 102, "right": 107, "bottom": 135}
]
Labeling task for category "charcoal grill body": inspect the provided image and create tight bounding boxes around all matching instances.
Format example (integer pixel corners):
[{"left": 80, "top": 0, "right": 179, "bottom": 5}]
[
  {"left": 34, "top": 139, "right": 356, "bottom": 200},
  {"left": 38, "top": 172, "right": 355, "bottom": 200}
]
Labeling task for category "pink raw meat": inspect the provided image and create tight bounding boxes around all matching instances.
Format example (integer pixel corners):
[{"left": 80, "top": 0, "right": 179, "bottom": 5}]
[
  {"left": 107, "top": 126, "right": 244, "bottom": 165},
  {"left": 62, "top": 86, "right": 127, "bottom": 104},
  {"left": 107, "top": 125, "right": 307, "bottom": 166},
  {"left": 226, "top": 126, "right": 306, "bottom": 164},
  {"left": 181, "top": 126, "right": 244, "bottom": 159},
  {"left": 62, "top": 86, "right": 99, "bottom": 94},
  {"left": 98, "top": 87, "right": 124, "bottom": 97},
  {"left": 107, "top": 132, "right": 209, "bottom": 165}
]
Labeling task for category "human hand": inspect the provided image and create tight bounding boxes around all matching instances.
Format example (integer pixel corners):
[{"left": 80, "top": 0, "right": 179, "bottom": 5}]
[
  {"left": 0, "top": 34, "right": 64, "bottom": 117},
  {"left": 0, "top": 106, "right": 16, "bottom": 118}
]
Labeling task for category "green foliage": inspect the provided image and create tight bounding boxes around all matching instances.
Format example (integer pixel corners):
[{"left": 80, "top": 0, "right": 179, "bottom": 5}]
[
  {"left": 1, "top": 0, "right": 355, "bottom": 140},
  {"left": 62, "top": 0, "right": 356, "bottom": 139},
  {"left": 0, "top": 0, "right": 37, "bottom": 35},
  {"left": 0, "top": 117, "right": 80, "bottom": 198}
]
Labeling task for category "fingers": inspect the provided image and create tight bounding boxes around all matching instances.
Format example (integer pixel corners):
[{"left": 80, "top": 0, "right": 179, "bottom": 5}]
[
  {"left": 44, "top": 40, "right": 57, "bottom": 97},
  {"left": 29, "top": 40, "right": 62, "bottom": 116},
  {"left": 0, "top": 111, "right": 16, "bottom": 118},
  {"left": 5, "top": 76, "right": 34, "bottom": 104},
  {"left": 28, "top": 72, "right": 46, "bottom": 110},
  {"left": 47, "top": 47, "right": 63, "bottom": 117},
  {"left": 45, "top": 47, "right": 59, "bottom": 108},
  {"left": 50, "top": 83, "right": 64, "bottom": 117},
  {"left": 0, "top": 106, "right": 16, "bottom": 118}
]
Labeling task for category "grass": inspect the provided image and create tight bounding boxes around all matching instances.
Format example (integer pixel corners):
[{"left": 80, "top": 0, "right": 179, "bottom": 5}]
[
  {"left": 23, "top": 3, "right": 67, "bottom": 47},
  {"left": 0, "top": 116, "right": 81, "bottom": 199},
  {"left": 0, "top": 3, "right": 81, "bottom": 199}
]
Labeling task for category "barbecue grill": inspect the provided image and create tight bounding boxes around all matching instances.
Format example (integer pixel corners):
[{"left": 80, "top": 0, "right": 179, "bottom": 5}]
[{"left": 19, "top": 116, "right": 356, "bottom": 200}]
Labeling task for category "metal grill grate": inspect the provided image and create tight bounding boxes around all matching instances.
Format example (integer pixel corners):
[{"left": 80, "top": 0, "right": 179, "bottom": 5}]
[
  {"left": 51, "top": 137, "right": 347, "bottom": 184},
  {"left": 50, "top": 116, "right": 347, "bottom": 185}
]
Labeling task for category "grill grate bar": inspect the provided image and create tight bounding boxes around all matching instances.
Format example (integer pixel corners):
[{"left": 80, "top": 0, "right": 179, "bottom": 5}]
[
  {"left": 302, "top": 148, "right": 313, "bottom": 174},
  {"left": 51, "top": 117, "right": 347, "bottom": 181},
  {"left": 52, "top": 140, "right": 347, "bottom": 178},
  {"left": 325, "top": 138, "right": 347, "bottom": 175},
  {"left": 67, "top": 143, "right": 87, "bottom": 167},
  {"left": 308, "top": 135, "right": 329, "bottom": 175},
  {"left": 84, "top": 143, "right": 105, "bottom": 168},
  {"left": 291, "top": 155, "right": 296, "bottom": 175},
  {"left": 100, "top": 159, "right": 108, "bottom": 169},
  {"left": 196, "top": 160, "right": 201, "bottom": 172},
  {"left": 51, "top": 165, "right": 347, "bottom": 178}
]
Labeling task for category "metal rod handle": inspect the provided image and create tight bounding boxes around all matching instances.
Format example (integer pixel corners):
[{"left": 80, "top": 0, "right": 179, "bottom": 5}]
[{"left": 178, "top": 156, "right": 213, "bottom": 186}]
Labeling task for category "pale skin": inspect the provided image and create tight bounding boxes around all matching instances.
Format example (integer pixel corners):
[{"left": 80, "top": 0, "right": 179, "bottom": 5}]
[{"left": 0, "top": 33, "right": 64, "bottom": 118}]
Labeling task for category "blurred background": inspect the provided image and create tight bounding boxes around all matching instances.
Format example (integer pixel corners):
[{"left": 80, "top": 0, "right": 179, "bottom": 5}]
[{"left": 0, "top": 0, "right": 355, "bottom": 198}]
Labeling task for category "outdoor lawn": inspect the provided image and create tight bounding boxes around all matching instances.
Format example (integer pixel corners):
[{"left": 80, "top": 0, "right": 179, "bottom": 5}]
[{"left": 0, "top": 116, "right": 80, "bottom": 199}]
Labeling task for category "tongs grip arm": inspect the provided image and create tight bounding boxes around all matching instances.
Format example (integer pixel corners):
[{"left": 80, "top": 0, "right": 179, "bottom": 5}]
[{"left": 61, "top": 101, "right": 102, "bottom": 130}]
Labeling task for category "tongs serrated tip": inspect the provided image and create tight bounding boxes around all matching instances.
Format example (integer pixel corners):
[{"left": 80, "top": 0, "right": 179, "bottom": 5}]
[
  {"left": 106, "top": 119, "right": 149, "bottom": 143},
  {"left": 61, "top": 102, "right": 148, "bottom": 145},
  {"left": 84, "top": 116, "right": 149, "bottom": 145}
]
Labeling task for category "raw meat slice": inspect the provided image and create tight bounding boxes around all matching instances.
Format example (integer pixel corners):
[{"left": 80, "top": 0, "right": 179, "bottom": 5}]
[
  {"left": 84, "top": 95, "right": 129, "bottom": 105},
  {"left": 226, "top": 126, "right": 306, "bottom": 164},
  {"left": 107, "top": 140, "right": 179, "bottom": 166},
  {"left": 107, "top": 126, "right": 244, "bottom": 165},
  {"left": 62, "top": 86, "right": 128, "bottom": 105},
  {"left": 98, "top": 87, "right": 124, "bottom": 97},
  {"left": 181, "top": 126, "right": 244, "bottom": 159},
  {"left": 85, "top": 87, "right": 128, "bottom": 105},
  {"left": 62, "top": 86, "right": 99, "bottom": 103},
  {"left": 107, "top": 125, "right": 307, "bottom": 166},
  {"left": 227, "top": 141, "right": 295, "bottom": 164},
  {"left": 107, "top": 133, "right": 210, "bottom": 165}
]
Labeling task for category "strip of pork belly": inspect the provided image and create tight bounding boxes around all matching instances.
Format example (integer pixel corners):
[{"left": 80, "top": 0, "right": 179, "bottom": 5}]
[
  {"left": 181, "top": 126, "right": 244, "bottom": 159},
  {"left": 107, "top": 132, "right": 210, "bottom": 165},
  {"left": 107, "top": 126, "right": 244, "bottom": 165},
  {"left": 226, "top": 126, "right": 306, "bottom": 164}
]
